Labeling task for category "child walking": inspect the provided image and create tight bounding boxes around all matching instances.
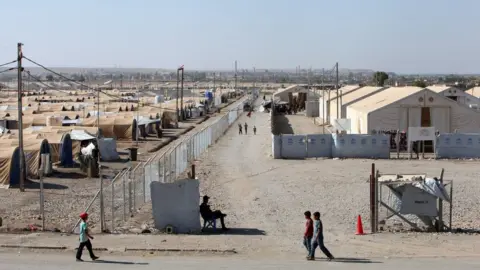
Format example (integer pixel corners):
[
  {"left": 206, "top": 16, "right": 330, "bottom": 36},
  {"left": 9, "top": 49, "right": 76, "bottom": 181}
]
[
  {"left": 303, "top": 211, "right": 313, "bottom": 259},
  {"left": 76, "top": 212, "right": 99, "bottom": 262},
  {"left": 309, "top": 212, "right": 334, "bottom": 261}
]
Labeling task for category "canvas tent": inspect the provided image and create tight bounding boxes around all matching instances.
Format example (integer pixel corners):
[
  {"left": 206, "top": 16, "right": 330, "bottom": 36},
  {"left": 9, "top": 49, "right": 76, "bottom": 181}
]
[
  {"left": 318, "top": 85, "right": 362, "bottom": 123},
  {"left": 329, "top": 86, "right": 388, "bottom": 125},
  {"left": 80, "top": 116, "right": 135, "bottom": 140},
  {"left": 38, "top": 133, "right": 74, "bottom": 166},
  {"left": 0, "top": 138, "right": 51, "bottom": 179},
  {"left": 346, "top": 87, "right": 480, "bottom": 134},
  {"left": 0, "top": 147, "right": 24, "bottom": 188}
]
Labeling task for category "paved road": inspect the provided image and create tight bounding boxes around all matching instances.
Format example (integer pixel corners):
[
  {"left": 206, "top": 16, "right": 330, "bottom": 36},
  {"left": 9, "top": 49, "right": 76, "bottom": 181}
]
[{"left": 1, "top": 252, "right": 480, "bottom": 270}]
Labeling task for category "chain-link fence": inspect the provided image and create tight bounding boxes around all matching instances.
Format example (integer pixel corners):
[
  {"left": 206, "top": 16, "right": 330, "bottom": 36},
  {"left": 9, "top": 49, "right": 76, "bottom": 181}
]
[{"left": 72, "top": 96, "right": 252, "bottom": 233}]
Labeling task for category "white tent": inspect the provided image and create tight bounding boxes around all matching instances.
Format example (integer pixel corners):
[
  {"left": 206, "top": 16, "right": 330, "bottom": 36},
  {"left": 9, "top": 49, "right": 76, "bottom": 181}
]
[{"left": 346, "top": 87, "right": 480, "bottom": 134}]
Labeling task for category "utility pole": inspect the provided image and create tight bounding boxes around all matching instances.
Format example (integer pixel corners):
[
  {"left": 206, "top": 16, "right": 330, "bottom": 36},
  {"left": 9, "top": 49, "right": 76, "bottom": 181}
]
[
  {"left": 213, "top": 72, "right": 216, "bottom": 104},
  {"left": 17, "top": 42, "right": 25, "bottom": 192},
  {"left": 335, "top": 62, "right": 339, "bottom": 120},
  {"left": 175, "top": 69, "right": 179, "bottom": 128},
  {"left": 234, "top": 60, "right": 237, "bottom": 90},
  {"left": 180, "top": 67, "right": 184, "bottom": 121},
  {"left": 96, "top": 85, "right": 104, "bottom": 232}
]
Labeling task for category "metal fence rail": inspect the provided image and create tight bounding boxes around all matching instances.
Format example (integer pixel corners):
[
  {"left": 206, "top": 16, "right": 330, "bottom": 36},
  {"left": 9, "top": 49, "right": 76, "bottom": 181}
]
[{"left": 72, "top": 97, "right": 252, "bottom": 233}]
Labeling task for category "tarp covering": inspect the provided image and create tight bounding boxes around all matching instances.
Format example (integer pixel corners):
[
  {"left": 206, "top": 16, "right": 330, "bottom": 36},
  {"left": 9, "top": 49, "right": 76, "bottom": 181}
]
[
  {"left": 80, "top": 116, "right": 134, "bottom": 140},
  {"left": 70, "top": 129, "right": 96, "bottom": 141},
  {"left": 0, "top": 139, "right": 50, "bottom": 178},
  {"left": 0, "top": 147, "right": 23, "bottom": 188},
  {"left": 98, "top": 138, "right": 120, "bottom": 161}
]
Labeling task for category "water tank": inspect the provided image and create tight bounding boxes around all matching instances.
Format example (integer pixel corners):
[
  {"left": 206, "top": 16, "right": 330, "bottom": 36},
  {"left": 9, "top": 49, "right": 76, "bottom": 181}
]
[{"left": 154, "top": 95, "right": 164, "bottom": 104}]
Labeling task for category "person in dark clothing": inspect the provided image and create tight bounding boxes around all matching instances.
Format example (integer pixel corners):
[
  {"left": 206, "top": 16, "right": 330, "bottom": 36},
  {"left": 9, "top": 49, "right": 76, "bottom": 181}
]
[
  {"left": 253, "top": 126, "right": 257, "bottom": 135},
  {"left": 303, "top": 211, "right": 313, "bottom": 259},
  {"left": 238, "top": 123, "right": 243, "bottom": 135},
  {"left": 309, "top": 212, "right": 334, "bottom": 261},
  {"left": 244, "top": 122, "right": 248, "bottom": 135},
  {"left": 199, "top": 195, "right": 228, "bottom": 230}
]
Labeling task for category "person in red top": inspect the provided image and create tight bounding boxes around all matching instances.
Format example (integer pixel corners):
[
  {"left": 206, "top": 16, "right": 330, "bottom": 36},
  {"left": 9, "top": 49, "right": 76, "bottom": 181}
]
[{"left": 303, "top": 211, "right": 314, "bottom": 259}]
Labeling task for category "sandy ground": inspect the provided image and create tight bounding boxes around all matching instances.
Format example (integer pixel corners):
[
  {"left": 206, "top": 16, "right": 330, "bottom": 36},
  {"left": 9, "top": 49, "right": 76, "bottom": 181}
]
[
  {"left": 186, "top": 97, "right": 480, "bottom": 257},
  {"left": 0, "top": 99, "right": 238, "bottom": 233}
]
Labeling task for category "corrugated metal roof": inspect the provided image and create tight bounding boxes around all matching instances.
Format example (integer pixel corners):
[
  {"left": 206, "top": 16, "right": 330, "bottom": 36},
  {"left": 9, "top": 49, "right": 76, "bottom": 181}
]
[
  {"left": 329, "top": 86, "right": 385, "bottom": 105},
  {"left": 466, "top": 87, "right": 480, "bottom": 98},
  {"left": 348, "top": 86, "right": 424, "bottom": 113}
]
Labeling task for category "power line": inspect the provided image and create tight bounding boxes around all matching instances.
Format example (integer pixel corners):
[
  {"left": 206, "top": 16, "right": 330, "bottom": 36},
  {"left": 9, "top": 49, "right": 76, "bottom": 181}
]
[
  {"left": 0, "top": 59, "right": 17, "bottom": 68},
  {"left": 23, "top": 55, "right": 251, "bottom": 113},
  {"left": 0, "top": 67, "right": 16, "bottom": 74}
]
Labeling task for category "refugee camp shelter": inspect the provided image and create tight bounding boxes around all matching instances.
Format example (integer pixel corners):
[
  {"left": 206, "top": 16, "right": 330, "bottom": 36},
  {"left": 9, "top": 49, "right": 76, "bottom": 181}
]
[
  {"left": 0, "top": 147, "right": 24, "bottom": 188},
  {"left": 273, "top": 85, "right": 319, "bottom": 102},
  {"left": 80, "top": 116, "right": 135, "bottom": 140},
  {"left": 42, "top": 133, "right": 74, "bottom": 166},
  {"left": 346, "top": 87, "right": 480, "bottom": 134},
  {"left": 465, "top": 87, "right": 480, "bottom": 98},
  {"left": 427, "top": 86, "right": 479, "bottom": 106},
  {"left": 318, "top": 85, "right": 362, "bottom": 123},
  {"left": 329, "top": 86, "right": 388, "bottom": 124},
  {"left": 0, "top": 138, "right": 51, "bottom": 179}
]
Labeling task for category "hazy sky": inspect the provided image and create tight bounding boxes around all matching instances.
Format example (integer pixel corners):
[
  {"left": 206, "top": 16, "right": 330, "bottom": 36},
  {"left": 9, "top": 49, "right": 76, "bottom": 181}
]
[{"left": 1, "top": 0, "right": 479, "bottom": 73}]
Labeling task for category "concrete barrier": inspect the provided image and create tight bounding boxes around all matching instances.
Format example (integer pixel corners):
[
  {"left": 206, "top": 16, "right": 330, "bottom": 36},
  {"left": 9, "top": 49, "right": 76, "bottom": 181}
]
[
  {"left": 436, "top": 133, "right": 480, "bottom": 158},
  {"left": 332, "top": 134, "right": 390, "bottom": 159}
]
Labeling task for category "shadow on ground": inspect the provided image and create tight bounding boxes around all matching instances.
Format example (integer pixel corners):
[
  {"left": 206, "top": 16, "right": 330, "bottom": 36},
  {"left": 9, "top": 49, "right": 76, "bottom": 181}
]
[
  {"left": 317, "top": 257, "right": 381, "bottom": 264},
  {"left": 10, "top": 180, "right": 69, "bottom": 190},
  {"left": 272, "top": 114, "right": 294, "bottom": 135},
  {"left": 91, "top": 259, "right": 149, "bottom": 265},
  {"left": 201, "top": 228, "right": 266, "bottom": 236}
]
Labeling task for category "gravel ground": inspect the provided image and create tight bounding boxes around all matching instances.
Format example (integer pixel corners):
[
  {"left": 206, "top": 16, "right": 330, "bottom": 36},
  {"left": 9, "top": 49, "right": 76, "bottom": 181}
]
[
  {"left": 189, "top": 97, "right": 480, "bottom": 256},
  {"left": 0, "top": 116, "right": 207, "bottom": 233}
]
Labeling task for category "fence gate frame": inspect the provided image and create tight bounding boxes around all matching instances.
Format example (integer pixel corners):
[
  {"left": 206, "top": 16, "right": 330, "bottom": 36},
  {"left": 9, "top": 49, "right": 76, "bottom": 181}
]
[{"left": 371, "top": 166, "right": 454, "bottom": 233}]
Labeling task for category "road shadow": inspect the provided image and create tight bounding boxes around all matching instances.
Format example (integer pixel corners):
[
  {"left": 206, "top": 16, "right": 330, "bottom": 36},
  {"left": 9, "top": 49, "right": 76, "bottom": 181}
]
[
  {"left": 272, "top": 114, "right": 294, "bottom": 135},
  {"left": 91, "top": 259, "right": 149, "bottom": 265},
  {"left": 317, "top": 257, "right": 381, "bottom": 263},
  {"left": 201, "top": 228, "right": 266, "bottom": 236}
]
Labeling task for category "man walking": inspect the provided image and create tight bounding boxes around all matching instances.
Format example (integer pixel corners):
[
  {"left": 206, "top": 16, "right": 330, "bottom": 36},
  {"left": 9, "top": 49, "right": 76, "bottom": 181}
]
[
  {"left": 238, "top": 123, "right": 242, "bottom": 135},
  {"left": 244, "top": 122, "right": 248, "bottom": 135},
  {"left": 309, "top": 212, "right": 334, "bottom": 261},
  {"left": 253, "top": 126, "right": 257, "bottom": 135},
  {"left": 76, "top": 212, "right": 99, "bottom": 262},
  {"left": 303, "top": 211, "right": 313, "bottom": 259}
]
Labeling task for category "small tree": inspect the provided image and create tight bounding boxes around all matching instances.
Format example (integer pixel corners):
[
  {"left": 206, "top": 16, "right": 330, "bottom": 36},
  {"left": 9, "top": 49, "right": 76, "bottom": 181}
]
[
  {"left": 412, "top": 80, "right": 427, "bottom": 88},
  {"left": 373, "top": 71, "right": 389, "bottom": 86}
]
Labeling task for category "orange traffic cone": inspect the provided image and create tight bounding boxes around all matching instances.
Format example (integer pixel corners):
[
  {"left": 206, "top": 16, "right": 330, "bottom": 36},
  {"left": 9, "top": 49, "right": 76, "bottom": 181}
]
[{"left": 355, "top": 215, "right": 365, "bottom": 235}]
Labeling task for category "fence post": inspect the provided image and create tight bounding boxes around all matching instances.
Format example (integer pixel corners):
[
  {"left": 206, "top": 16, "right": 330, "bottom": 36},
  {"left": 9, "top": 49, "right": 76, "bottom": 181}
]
[
  {"left": 111, "top": 175, "right": 115, "bottom": 232},
  {"left": 132, "top": 168, "right": 136, "bottom": 212},
  {"left": 142, "top": 163, "right": 146, "bottom": 203},
  {"left": 162, "top": 156, "right": 167, "bottom": 183},
  {"left": 128, "top": 174, "right": 133, "bottom": 215},
  {"left": 123, "top": 171, "right": 126, "bottom": 221},
  {"left": 169, "top": 151, "right": 173, "bottom": 183}
]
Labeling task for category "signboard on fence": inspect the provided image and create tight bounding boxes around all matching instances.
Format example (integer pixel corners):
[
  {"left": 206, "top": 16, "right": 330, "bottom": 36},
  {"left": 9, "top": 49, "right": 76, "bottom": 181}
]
[
  {"left": 408, "top": 127, "right": 436, "bottom": 142},
  {"left": 407, "top": 126, "right": 436, "bottom": 157}
]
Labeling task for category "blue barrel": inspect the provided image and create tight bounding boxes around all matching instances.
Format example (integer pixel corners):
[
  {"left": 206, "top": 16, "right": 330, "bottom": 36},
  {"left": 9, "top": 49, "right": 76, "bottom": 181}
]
[{"left": 205, "top": 91, "right": 213, "bottom": 100}]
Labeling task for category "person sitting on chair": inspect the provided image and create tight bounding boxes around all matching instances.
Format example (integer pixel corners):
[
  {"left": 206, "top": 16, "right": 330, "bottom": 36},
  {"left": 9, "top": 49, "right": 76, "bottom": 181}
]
[{"left": 200, "top": 195, "right": 228, "bottom": 230}]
